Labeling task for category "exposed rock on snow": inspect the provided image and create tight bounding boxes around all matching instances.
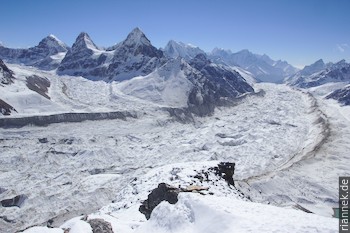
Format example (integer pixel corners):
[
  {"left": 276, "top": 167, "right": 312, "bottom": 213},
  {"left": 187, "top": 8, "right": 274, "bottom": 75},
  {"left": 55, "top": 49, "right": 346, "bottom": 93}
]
[
  {"left": 139, "top": 183, "right": 181, "bottom": 220},
  {"left": 1, "top": 194, "right": 27, "bottom": 208},
  {"left": 210, "top": 162, "right": 235, "bottom": 186},
  {"left": 87, "top": 218, "right": 114, "bottom": 233},
  {"left": 140, "top": 162, "right": 236, "bottom": 219},
  {"left": 0, "top": 59, "right": 15, "bottom": 85},
  {"left": 0, "top": 99, "right": 17, "bottom": 116},
  {"left": 119, "top": 54, "right": 254, "bottom": 116},
  {"left": 187, "top": 54, "right": 254, "bottom": 115},
  {"left": 286, "top": 59, "right": 350, "bottom": 88},
  {"left": 326, "top": 84, "right": 350, "bottom": 105},
  {"left": 0, "top": 111, "right": 136, "bottom": 128},
  {"left": 26, "top": 75, "right": 51, "bottom": 99}
]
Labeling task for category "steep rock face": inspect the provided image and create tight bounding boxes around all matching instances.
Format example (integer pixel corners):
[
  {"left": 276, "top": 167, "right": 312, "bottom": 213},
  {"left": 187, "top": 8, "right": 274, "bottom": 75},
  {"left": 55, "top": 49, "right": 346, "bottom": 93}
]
[
  {"left": 0, "top": 59, "right": 15, "bottom": 85},
  {"left": 163, "top": 40, "right": 205, "bottom": 61},
  {"left": 187, "top": 54, "right": 254, "bottom": 115},
  {"left": 300, "top": 59, "right": 327, "bottom": 76},
  {"left": 57, "top": 32, "right": 110, "bottom": 79},
  {"left": 326, "top": 85, "right": 350, "bottom": 105},
  {"left": 120, "top": 54, "right": 254, "bottom": 115},
  {"left": 58, "top": 28, "right": 166, "bottom": 81},
  {"left": 0, "top": 35, "right": 68, "bottom": 70},
  {"left": 209, "top": 48, "right": 298, "bottom": 83},
  {"left": 106, "top": 28, "right": 166, "bottom": 81},
  {"left": 286, "top": 60, "right": 350, "bottom": 88}
]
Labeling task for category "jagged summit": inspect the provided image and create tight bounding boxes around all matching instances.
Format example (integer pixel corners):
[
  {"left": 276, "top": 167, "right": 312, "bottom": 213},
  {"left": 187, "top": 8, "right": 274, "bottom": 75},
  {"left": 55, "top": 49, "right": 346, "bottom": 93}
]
[
  {"left": 122, "top": 27, "right": 151, "bottom": 47},
  {"left": 286, "top": 59, "right": 350, "bottom": 88},
  {"left": 37, "top": 35, "right": 69, "bottom": 54},
  {"left": 164, "top": 40, "right": 205, "bottom": 61},
  {"left": 72, "top": 32, "right": 99, "bottom": 51},
  {"left": 300, "top": 59, "right": 326, "bottom": 76}
]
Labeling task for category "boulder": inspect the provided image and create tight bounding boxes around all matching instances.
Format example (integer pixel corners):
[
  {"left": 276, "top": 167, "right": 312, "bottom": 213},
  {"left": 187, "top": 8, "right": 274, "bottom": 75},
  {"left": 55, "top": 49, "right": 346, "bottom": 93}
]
[
  {"left": 87, "top": 218, "right": 114, "bottom": 233},
  {"left": 139, "top": 183, "right": 181, "bottom": 220}
]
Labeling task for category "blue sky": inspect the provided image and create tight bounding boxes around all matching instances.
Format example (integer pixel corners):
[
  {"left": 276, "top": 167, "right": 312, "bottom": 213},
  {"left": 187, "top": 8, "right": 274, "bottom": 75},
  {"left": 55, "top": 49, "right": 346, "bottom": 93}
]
[{"left": 0, "top": 0, "right": 349, "bottom": 68}]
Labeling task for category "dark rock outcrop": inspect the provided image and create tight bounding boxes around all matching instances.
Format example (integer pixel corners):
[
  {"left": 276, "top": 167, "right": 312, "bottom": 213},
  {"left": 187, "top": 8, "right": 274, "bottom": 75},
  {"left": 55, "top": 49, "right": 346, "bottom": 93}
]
[
  {"left": 139, "top": 183, "right": 180, "bottom": 220},
  {"left": 139, "top": 183, "right": 210, "bottom": 220},
  {"left": 38, "top": 138, "right": 49, "bottom": 143},
  {"left": 287, "top": 60, "right": 350, "bottom": 88},
  {"left": 0, "top": 111, "right": 136, "bottom": 128},
  {"left": 57, "top": 32, "right": 105, "bottom": 78},
  {"left": 326, "top": 85, "right": 350, "bottom": 105},
  {"left": 1, "top": 194, "right": 27, "bottom": 208},
  {"left": 0, "top": 187, "right": 6, "bottom": 194},
  {"left": 26, "top": 75, "right": 51, "bottom": 99},
  {"left": 87, "top": 218, "right": 114, "bottom": 233},
  {"left": 0, "top": 99, "right": 17, "bottom": 116},
  {"left": 187, "top": 54, "right": 254, "bottom": 116},
  {"left": 0, "top": 59, "right": 14, "bottom": 85},
  {"left": 210, "top": 162, "right": 235, "bottom": 186}
]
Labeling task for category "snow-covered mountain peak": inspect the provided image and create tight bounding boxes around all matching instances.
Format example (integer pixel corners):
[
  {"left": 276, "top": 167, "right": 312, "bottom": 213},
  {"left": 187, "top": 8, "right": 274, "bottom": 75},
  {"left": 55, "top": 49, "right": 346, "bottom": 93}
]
[
  {"left": 301, "top": 59, "right": 326, "bottom": 75},
  {"left": 285, "top": 59, "right": 350, "bottom": 88},
  {"left": 73, "top": 32, "right": 99, "bottom": 52},
  {"left": 164, "top": 40, "right": 205, "bottom": 61},
  {"left": 210, "top": 48, "right": 233, "bottom": 59},
  {"left": 37, "top": 35, "right": 68, "bottom": 54},
  {"left": 189, "top": 53, "right": 211, "bottom": 70},
  {"left": 122, "top": 27, "right": 151, "bottom": 47}
]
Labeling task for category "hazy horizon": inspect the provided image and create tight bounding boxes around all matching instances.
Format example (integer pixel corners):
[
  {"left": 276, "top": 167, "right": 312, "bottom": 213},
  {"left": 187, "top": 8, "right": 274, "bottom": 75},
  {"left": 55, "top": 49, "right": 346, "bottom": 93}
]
[{"left": 1, "top": 0, "right": 349, "bottom": 68}]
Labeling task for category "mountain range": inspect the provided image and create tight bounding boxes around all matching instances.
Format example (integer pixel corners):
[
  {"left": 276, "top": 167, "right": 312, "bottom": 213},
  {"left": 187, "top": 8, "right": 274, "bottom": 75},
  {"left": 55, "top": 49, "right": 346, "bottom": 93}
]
[
  {"left": 1, "top": 27, "right": 349, "bottom": 111},
  {"left": 0, "top": 28, "right": 299, "bottom": 83},
  {"left": 0, "top": 28, "right": 258, "bottom": 117}
]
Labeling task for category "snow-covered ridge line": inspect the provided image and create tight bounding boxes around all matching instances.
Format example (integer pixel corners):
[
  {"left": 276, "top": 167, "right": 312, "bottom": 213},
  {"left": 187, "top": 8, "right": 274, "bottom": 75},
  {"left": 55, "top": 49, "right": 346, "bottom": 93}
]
[{"left": 0, "top": 111, "right": 137, "bottom": 128}]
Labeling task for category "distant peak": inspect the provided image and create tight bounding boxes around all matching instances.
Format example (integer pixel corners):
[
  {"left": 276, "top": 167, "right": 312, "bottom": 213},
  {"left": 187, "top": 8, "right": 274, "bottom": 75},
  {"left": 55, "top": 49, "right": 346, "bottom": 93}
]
[
  {"left": 211, "top": 47, "right": 232, "bottom": 55},
  {"left": 38, "top": 34, "right": 68, "bottom": 51},
  {"left": 238, "top": 49, "right": 252, "bottom": 54},
  {"left": 123, "top": 27, "right": 151, "bottom": 46},
  {"left": 77, "top": 32, "right": 91, "bottom": 40},
  {"left": 48, "top": 34, "right": 58, "bottom": 40},
  {"left": 131, "top": 27, "right": 143, "bottom": 35},
  {"left": 335, "top": 59, "right": 346, "bottom": 64},
  {"left": 74, "top": 32, "right": 98, "bottom": 50},
  {"left": 314, "top": 59, "right": 324, "bottom": 65}
]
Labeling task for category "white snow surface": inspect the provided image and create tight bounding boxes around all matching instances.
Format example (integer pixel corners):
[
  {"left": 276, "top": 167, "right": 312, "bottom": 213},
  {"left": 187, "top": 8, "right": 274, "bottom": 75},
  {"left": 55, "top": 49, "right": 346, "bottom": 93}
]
[
  {"left": 118, "top": 59, "right": 194, "bottom": 107},
  {"left": 0, "top": 71, "right": 340, "bottom": 233},
  {"left": 138, "top": 193, "right": 336, "bottom": 233},
  {"left": 1, "top": 62, "right": 347, "bottom": 233}
]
